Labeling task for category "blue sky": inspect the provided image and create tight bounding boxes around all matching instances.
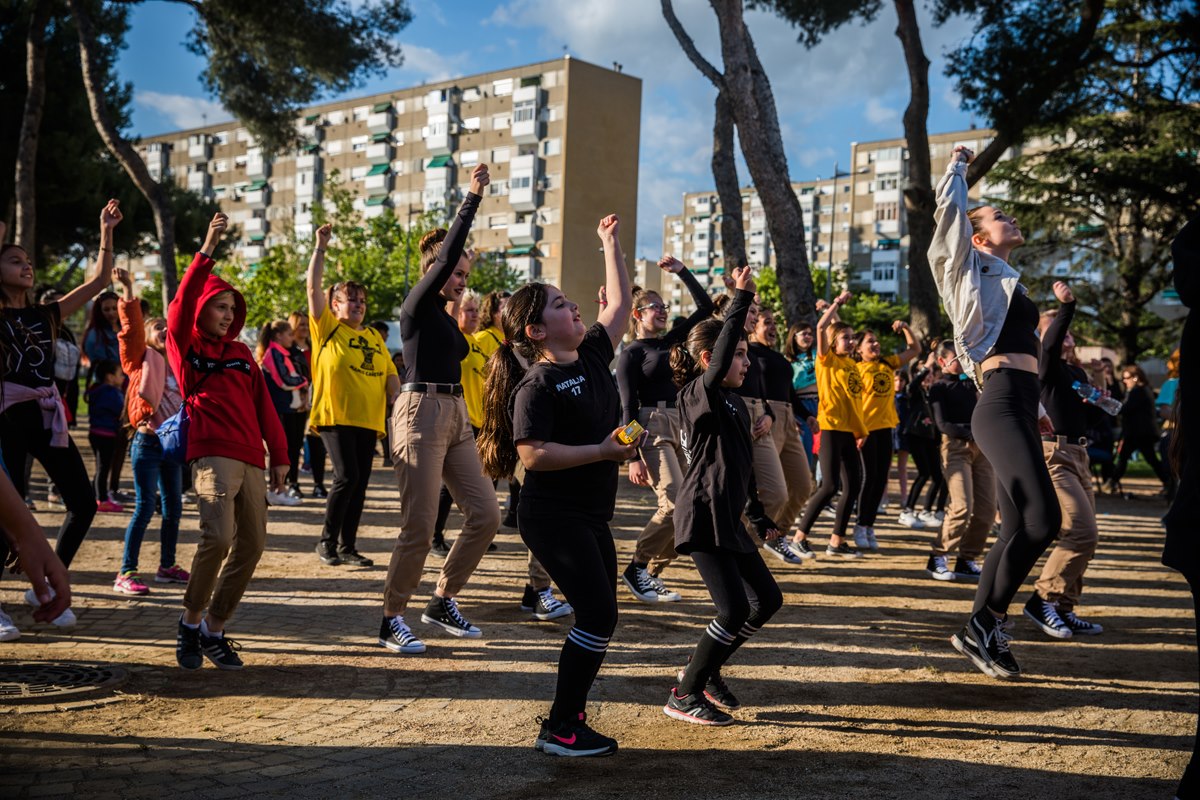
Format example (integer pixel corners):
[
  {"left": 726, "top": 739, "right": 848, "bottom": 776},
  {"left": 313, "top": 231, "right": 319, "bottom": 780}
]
[{"left": 122, "top": 0, "right": 979, "bottom": 258}]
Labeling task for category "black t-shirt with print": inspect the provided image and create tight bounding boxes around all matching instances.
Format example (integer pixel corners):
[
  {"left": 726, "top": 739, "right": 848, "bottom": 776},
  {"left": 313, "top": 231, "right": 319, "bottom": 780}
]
[
  {"left": 511, "top": 323, "right": 620, "bottom": 521},
  {"left": 1, "top": 303, "right": 61, "bottom": 389}
]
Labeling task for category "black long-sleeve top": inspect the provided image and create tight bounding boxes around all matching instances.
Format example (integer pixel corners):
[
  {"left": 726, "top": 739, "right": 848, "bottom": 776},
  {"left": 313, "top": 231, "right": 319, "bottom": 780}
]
[
  {"left": 615, "top": 269, "right": 714, "bottom": 421},
  {"left": 927, "top": 375, "right": 978, "bottom": 440},
  {"left": 749, "top": 342, "right": 794, "bottom": 404},
  {"left": 674, "top": 289, "right": 776, "bottom": 555},
  {"left": 1038, "top": 300, "right": 1090, "bottom": 440},
  {"left": 732, "top": 343, "right": 773, "bottom": 417},
  {"left": 1121, "top": 384, "right": 1161, "bottom": 445},
  {"left": 399, "top": 193, "right": 478, "bottom": 383},
  {"left": 1164, "top": 211, "right": 1198, "bottom": 577},
  {"left": 904, "top": 366, "right": 937, "bottom": 440}
]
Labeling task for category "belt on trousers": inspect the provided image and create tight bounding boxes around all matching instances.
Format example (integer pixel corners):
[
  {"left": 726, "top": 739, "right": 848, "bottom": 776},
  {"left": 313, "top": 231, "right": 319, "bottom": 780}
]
[
  {"left": 401, "top": 382, "right": 463, "bottom": 397},
  {"left": 1042, "top": 434, "right": 1088, "bottom": 447},
  {"left": 651, "top": 400, "right": 676, "bottom": 409}
]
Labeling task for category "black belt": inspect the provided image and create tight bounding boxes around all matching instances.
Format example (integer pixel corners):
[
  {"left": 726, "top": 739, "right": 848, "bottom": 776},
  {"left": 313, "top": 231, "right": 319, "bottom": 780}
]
[
  {"left": 401, "top": 382, "right": 463, "bottom": 397},
  {"left": 649, "top": 400, "right": 676, "bottom": 409},
  {"left": 1042, "top": 434, "right": 1088, "bottom": 447}
]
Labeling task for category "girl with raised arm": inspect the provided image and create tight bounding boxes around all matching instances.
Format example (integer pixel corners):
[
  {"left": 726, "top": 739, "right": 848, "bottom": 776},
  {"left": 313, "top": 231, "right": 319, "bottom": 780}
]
[
  {"left": 382, "top": 164, "right": 500, "bottom": 652},
  {"left": 478, "top": 214, "right": 637, "bottom": 757},
  {"left": 256, "top": 319, "right": 309, "bottom": 508},
  {"left": 616, "top": 255, "right": 715, "bottom": 604},
  {"left": 83, "top": 289, "right": 129, "bottom": 505},
  {"left": 664, "top": 265, "right": 783, "bottom": 726},
  {"left": 0, "top": 201, "right": 123, "bottom": 630},
  {"left": 307, "top": 224, "right": 399, "bottom": 568},
  {"left": 930, "top": 145, "right": 1061, "bottom": 679},
  {"left": 287, "top": 310, "right": 327, "bottom": 499}
]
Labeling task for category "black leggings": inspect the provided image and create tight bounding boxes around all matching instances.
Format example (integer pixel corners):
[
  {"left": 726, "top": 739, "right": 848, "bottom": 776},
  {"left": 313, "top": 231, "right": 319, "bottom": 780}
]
[
  {"left": 0, "top": 400, "right": 97, "bottom": 577},
  {"left": 519, "top": 511, "right": 617, "bottom": 725},
  {"left": 798, "top": 430, "right": 863, "bottom": 540},
  {"left": 905, "top": 435, "right": 945, "bottom": 511},
  {"left": 857, "top": 428, "right": 892, "bottom": 527},
  {"left": 679, "top": 546, "right": 782, "bottom": 696},
  {"left": 318, "top": 425, "right": 377, "bottom": 552},
  {"left": 306, "top": 432, "right": 327, "bottom": 488},
  {"left": 1112, "top": 434, "right": 1172, "bottom": 489},
  {"left": 108, "top": 424, "right": 128, "bottom": 494},
  {"left": 971, "top": 368, "right": 1062, "bottom": 615},
  {"left": 280, "top": 412, "right": 307, "bottom": 487},
  {"left": 88, "top": 432, "right": 117, "bottom": 501}
]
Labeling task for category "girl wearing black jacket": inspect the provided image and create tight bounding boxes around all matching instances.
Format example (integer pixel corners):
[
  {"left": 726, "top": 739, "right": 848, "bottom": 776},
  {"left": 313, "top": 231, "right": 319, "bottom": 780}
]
[
  {"left": 1108, "top": 364, "right": 1172, "bottom": 495},
  {"left": 664, "top": 266, "right": 783, "bottom": 727}
]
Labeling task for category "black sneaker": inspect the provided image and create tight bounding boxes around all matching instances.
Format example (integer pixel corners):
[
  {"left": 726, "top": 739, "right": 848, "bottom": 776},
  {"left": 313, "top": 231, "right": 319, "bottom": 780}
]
[
  {"left": 789, "top": 538, "right": 816, "bottom": 560},
  {"left": 199, "top": 632, "right": 244, "bottom": 670},
  {"left": 316, "top": 543, "right": 341, "bottom": 566},
  {"left": 677, "top": 667, "right": 742, "bottom": 710},
  {"left": 312, "top": 484, "right": 328, "bottom": 499},
  {"left": 1023, "top": 594, "right": 1072, "bottom": 639},
  {"left": 663, "top": 688, "right": 734, "bottom": 726},
  {"left": 502, "top": 508, "right": 518, "bottom": 529},
  {"left": 1061, "top": 609, "right": 1104, "bottom": 635},
  {"left": 622, "top": 562, "right": 660, "bottom": 603},
  {"left": 421, "top": 594, "right": 481, "bottom": 638},
  {"left": 926, "top": 555, "right": 956, "bottom": 581},
  {"left": 520, "top": 585, "right": 573, "bottom": 621},
  {"left": 176, "top": 617, "right": 202, "bottom": 670},
  {"left": 952, "top": 609, "right": 1020, "bottom": 679},
  {"left": 764, "top": 536, "right": 803, "bottom": 565},
  {"left": 338, "top": 549, "right": 374, "bottom": 567},
  {"left": 534, "top": 713, "right": 617, "bottom": 757},
  {"left": 378, "top": 615, "right": 427, "bottom": 654},
  {"left": 287, "top": 484, "right": 303, "bottom": 499},
  {"left": 430, "top": 536, "right": 451, "bottom": 557},
  {"left": 825, "top": 541, "right": 863, "bottom": 560},
  {"left": 953, "top": 556, "right": 983, "bottom": 581}
]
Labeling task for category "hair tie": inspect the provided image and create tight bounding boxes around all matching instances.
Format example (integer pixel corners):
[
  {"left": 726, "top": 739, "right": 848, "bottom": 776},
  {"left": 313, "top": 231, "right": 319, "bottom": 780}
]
[{"left": 502, "top": 339, "right": 512, "bottom": 348}]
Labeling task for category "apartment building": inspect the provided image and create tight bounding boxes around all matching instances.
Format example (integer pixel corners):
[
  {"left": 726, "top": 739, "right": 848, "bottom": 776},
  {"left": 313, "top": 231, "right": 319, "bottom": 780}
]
[
  {"left": 662, "top": 127, "right": 1009, "bottom": 315},
  {"left": 138, "top": 56, "right": 641, "bottom": 314}
]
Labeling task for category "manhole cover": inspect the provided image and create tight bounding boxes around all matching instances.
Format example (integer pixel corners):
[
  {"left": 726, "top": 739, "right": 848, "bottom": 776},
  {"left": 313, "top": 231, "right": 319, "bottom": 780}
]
[{"left": 0, "top": 662, "right": 128, "bottom": 704}]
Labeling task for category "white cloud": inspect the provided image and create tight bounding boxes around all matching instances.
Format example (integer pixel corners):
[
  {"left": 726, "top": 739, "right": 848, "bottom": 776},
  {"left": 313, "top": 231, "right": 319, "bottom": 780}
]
[
  {"left": 397, "top": 44, "right": 470, "bottom": 83},
  {"left": 798, "top": 146, "right": 838, "bottom": 170},
  {"left": 136, "top": 90, "right": 228, "bottom": 129},
  {"left": 865, "top": 97, "right": 900, "bottom": 127}
]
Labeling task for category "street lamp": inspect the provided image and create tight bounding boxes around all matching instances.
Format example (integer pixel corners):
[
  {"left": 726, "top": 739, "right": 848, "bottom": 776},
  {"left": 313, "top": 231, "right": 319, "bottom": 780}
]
[{"left": 825, "top": 162, "right": 851, "bottom": 302}]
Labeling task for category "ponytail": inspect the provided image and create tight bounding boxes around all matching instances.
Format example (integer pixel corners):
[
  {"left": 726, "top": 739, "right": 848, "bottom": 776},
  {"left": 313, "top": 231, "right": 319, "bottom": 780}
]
[
  {"left": 670, "top": 343, "right": 700, "bottom": 388},
  {"left": 477, "top": 282, "right": 550, "bottom": 480},
  {"left": 670, "top": 316, "right": 726, "bottom": 387}
]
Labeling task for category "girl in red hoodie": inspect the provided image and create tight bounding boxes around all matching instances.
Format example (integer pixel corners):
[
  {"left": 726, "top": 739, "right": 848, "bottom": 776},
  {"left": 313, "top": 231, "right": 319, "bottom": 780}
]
[{"left": 167, "top": 213, "right": 288, "bottom": 671}]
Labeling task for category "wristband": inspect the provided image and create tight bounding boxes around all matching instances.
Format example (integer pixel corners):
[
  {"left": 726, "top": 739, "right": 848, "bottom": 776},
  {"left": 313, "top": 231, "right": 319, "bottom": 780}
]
[{"left": 314, "top": 248, "right": 325, "bottom": 254}]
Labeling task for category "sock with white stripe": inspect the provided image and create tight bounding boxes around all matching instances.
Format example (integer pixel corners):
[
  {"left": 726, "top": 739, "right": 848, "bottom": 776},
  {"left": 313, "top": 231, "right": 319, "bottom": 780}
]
[
  {"left": 678, "top": 618, "right": 739, "bottom": 696},
  {"left": 710, "top": 617, "right": 767, "bottom": 675},
  {"left": 549, "top": 626, "right": 611, "bottom": 725}
]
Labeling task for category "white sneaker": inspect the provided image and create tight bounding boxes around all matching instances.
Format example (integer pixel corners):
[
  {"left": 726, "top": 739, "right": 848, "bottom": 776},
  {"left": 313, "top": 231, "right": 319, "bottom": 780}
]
[
  {"left": 266, "top": 489, "right": 302, "bottom": 507},
  {"left": 898, "top": 509, "right": 926, "bottom": 529},
  {"left": 917, "top": 510, "right": 942, "bottom": 528},
  {"left": 24, "top": 587, "right": 77, "bottom": 627},
  {"left": 0, "top": 605, "right": 20, "bottom": 641},
  {"left": 648, "top": 572, "right": 682, "bottom": 602},
  {"left": 852, "top": 525, "right": 871, "bottom": 550}
]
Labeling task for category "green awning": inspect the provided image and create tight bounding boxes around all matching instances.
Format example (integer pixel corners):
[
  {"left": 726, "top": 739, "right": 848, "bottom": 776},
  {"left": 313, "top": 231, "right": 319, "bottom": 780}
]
[
  {"left": 372, "top": 102, "right": 392, "bottom": 113},
  {"left": 427, "top": 155, "right": 453, "bottom": 169},
  {"left": 520, "top": 75, "right": 541, "bottom": 88},
  {"left": 249, "top": 234, "right": 266, "bottom": 242},
  {"left": 366, "top": 163, "right": 390, "bottom": 177},
  {"left": 371, "top": 132, "right": 390, "bottom": 143},
  {"left": 365, "top": 195, "right": 389, "bottom": 207},
  {"left": 506, "top": 245, "right": 536, "bottom": 256},
  {"left": 247, "top": 179, "right": 268, "bottom": 191},
  {"left": 304, "top": 114, "right": 319, "bottom": 123},
  {"left": 301, "top": 143, "right": 319, "bottom": 153}
]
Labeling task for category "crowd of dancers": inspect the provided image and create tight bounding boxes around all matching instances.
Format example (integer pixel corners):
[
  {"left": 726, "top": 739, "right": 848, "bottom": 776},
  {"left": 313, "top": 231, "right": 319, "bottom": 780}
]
[{"left": 0, "top": 151, "right": 1194, "bottom": 779}]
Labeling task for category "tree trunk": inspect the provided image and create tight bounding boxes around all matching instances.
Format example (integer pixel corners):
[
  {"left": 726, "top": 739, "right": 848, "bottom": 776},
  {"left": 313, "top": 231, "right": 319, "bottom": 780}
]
[
  {"left": 14, "top": 0, "right": 52, "bottom": 256},
  {"left": 709, "top": 0, "right": 814, "bottom": 326},
  {"left": 712, "top": 88, "right": 747, "bottom": 271},
  {"left": 893, "top": 0, "right": 939, "bottom": 344},
  {"left": 70, "top": 0, "right": 179, "bottom": 306}
]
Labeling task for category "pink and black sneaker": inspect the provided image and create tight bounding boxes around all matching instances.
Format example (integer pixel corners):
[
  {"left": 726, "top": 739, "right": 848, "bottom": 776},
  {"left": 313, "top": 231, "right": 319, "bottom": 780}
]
[
  {"left": 155, "top": 565, "right": 190, "bottom": 584},
  {"left": 113, "top": 573, "right": 150, "bottom": 596},
  {"left": 534, "top": 713, "right": 617, "bottom": 757}
]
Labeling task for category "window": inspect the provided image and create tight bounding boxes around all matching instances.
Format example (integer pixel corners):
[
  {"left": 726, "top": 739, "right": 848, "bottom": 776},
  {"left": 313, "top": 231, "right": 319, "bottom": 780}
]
[
  {"left": 876, "top": 172, "right": 900, "bottom": 191},
  {"left": 489, "top": 214, "right": 508, "bottom": 229},
  {"left": 513, "top": 100, "right": 536, "bottom": 124},
  {"left": 540, "top": 138, "right": 561, "bottom": 157},
  {"left": 461, "top": 116, "right": 481, "bottom": 131},
  {"left": 463, "top": 87, "right": 482, "bottom": 102},
  {"left": 213, "top": 160, "right": 228, "bottom": 173},
  {"left": 492, "top": 114, "right": 510, "bottom": 130},
  {"left": 488, "top": 180, "right": 509, "bottom": 196},
  {"left": 876, "top": 202, "right": 899, "bottom": 221},
  {"left": 493, "top": 78, "right": 513, "bottom": 96},
  {"left": 353, "top": 106, "right": 369, "bottom": 121},
  {"left": 327, "top": 140, "right": 344, "bottom": 155},
  {"left": 510, "top": 175, "right": 532, "bottom": 190},
  {"left": 214, "top": 131, "right": 229, "bottom": 146},
  {"left": 460, "top": 150, "right": 480, "bottom": 166},
  {"left": 491, "top": 146, "right": 511, "bottom": 163},
  {"left": 327, "top": 110, "right": 345, "bottom": 125}
]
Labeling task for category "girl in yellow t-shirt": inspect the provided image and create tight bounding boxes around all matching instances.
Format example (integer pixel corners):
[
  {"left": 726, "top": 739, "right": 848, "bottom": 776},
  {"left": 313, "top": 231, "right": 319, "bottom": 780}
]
[
  {"left": 852, "top": 320, "right": 920, "bottom": 552},
  {"left": 791, "top": 292, "right": 869, "bottom": 559}
]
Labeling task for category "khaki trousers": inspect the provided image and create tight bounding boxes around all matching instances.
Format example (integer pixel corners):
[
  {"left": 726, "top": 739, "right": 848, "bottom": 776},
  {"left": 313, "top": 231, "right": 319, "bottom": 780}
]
[
  {"left": 385, "top": 391, "right": 500, "bottom": 616},
  {"left": 184, "top": 456, "right": 268, "bottom": 622},
  {"left": 1034, "top": 441, "right": 1099, "bottom": 611},
  {"left": 768, "top": 399, "right": 813, "bottom": 531},
  {"left": 632, "top": 404, "right": 684, "bottom": 575},
  {"left": 933, "top": 437, "right": 996, "bottom": 560},
  {"left": 745, "top": 397, "right": 788, "bottom": 523}
]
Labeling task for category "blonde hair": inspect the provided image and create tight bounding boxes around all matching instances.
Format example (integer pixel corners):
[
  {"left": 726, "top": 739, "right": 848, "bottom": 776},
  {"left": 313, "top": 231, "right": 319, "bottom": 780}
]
[{"left": 144, "top": 317, "right": 167, "bottom": 352}]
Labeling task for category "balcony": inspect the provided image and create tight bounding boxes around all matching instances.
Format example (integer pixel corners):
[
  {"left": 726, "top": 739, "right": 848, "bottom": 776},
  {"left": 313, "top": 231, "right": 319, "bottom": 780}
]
[
  {"left": 364, "top": 164, "right": 393, "bottom": 193},
  {"left": 875, "top": 157, "right": 903, "bottom": 175},
  {"left": 245, "top": 149, "right": 269, "bottom": 180},
  {"left": 294, "top": 210, "right": 313, "bottom": 227},
  {"left": 367, "top": 108, "right": 395, "bottom": 135},
  {"left": 186, "top": 170, "right": 211, "bottom": 194},
  {"left": 873, "top": 186, "right": 901, "bottom": 205},
  {"left": 424, "top": 89, "right": 457, "bottom": 117},
  {"left": 141, "top": 253, "right": 160, "bottom": 269},
  {"left": 424, "top": 114, "right": 455, "bottom": 155},
  {"left": 243, "top": 180, "right": 269, "bottom": 208},
  {"left": 509, "top": 154, "right": 542, "bottom": 210},
  {"left": 297, "top": 114, "right": 323, "bottom": 142},
  {"left": 187, "top": 137, "right": 211, "bottom": 163},
  {"left": 297, "top": 151, "right": 320, "bottom": 169},
  {"left": 693, "top": 198, "right": 714, "bottom": 214},
  {"left": 508, "top": 220, "right": 539, "bottom": 245},
  {"left": 366, "top": 142, "right": 393, "bottom": 164},
  {"left": 505, "top": 250, "right": 538, "bottom": 281},
  {"left": 241, "top": 244, "right": 265, "bottom": 261},
  {"left": 511, "top": 85, "right": 543, "bottom": 144},
  {"left": 243, "top": 216, "right": 267, "bottom": 237},
  {"left": 875, "top": 219, "right": 901, "bottom": 235}
]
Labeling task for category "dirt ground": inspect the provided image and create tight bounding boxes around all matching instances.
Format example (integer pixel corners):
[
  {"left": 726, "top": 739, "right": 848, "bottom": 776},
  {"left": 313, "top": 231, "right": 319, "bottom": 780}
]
[{"left": 0, "top": 451, "right": 1193, "bottom": 800}]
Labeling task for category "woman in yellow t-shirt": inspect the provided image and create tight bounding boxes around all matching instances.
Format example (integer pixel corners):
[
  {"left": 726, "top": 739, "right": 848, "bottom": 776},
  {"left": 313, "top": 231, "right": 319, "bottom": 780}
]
[
  {"left": 852, "top": 320, "right": 920, "bottom": 552},
  {"left": 475, "top": 290, "right": 521, "bottom": 526},
  {"left": 791, "top": 291, "right": 868, "bottom": 558},
  {"left": 306, "top": 224, "right": 400, "bottom": 568}
]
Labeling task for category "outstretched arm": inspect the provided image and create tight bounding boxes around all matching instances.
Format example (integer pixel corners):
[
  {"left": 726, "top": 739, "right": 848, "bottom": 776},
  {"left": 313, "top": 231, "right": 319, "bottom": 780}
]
[
  {"left": 59, "top": 200, "right": 122, "bottom": 318},
  {"left": 660, "top": 255, "right": 715, "bottom": 344},
  {"left": 703, "top": 266, "right": 754, "bottom": 391},
  {"left": 816, "top": 291, "right": 851, "bottom": 356},
  {"left": 596, "top": 214, "right": 633, "bottom": 348},
  {"left": 892, "top": 320, "right": 921, "bottom": 366},
  {"left": 307, "top": 224, "right": 332, "bottom": 321},
  {"left": 929, "top": 146, "right": 975, "bottom": 302}
]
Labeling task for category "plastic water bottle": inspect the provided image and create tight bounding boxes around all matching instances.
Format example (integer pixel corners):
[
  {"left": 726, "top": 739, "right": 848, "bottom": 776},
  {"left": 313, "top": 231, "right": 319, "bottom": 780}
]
[{"left": 1072, "top": 380, "right": 1123, "bottom": 416}]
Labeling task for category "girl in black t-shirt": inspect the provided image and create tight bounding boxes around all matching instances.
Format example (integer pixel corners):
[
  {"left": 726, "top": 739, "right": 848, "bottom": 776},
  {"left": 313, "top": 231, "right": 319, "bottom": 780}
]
[
  {"left": 663, "top": 266, "right": 783, "bottom": 726},
  {"left": 478, "top": 214, "right": 638, "bottom": 758},
  {"left": 0, "top": 202, "right": 124, "bottom": 630}
]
